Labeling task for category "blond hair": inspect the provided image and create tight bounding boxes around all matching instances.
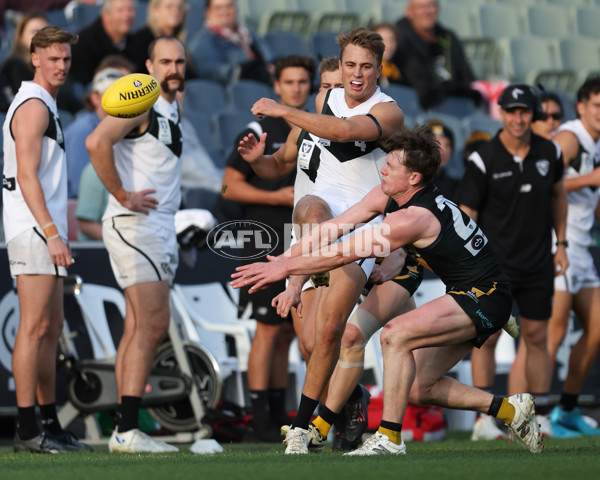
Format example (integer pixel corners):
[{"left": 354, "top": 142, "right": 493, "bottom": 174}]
[
  {"left": 336, "top": 27, "right": 385, "bottom": 66},
  {"left": 30, "top": 26, "right": 78, "bottom": 54}
]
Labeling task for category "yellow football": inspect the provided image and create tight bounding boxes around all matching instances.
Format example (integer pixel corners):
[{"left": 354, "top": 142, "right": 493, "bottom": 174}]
[{"left": 101, "top": 73, "right": 161, "bottom": 118}]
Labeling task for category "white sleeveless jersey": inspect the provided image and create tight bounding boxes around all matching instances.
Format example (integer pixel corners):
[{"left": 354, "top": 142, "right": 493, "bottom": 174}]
[
  {"left": 2, "top": 81, "right": 67, "bottom": 243},
  {"left": 294, "top": 129, "right": 320, "bottom": 207},
  {"left": 103, "top": 106, "right": 183, "bottom": 230},
  {"left": 310, "top": 87, "right": 395, "bottom": 205},
  {"left": 557, "top": 119, "right": 600, "bottom": 247}
]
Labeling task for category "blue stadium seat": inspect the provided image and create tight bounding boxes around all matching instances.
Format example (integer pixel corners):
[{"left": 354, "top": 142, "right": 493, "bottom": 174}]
[
  {"left": 342, "top": 0, "right": 379, "bottom": 26},
  {"left": 479, "top": 4, "right": 526, "bottom": 39},
  {"left": 547, "top": 0, "right": 590, "bottom": 6},
  {"left": 429, "top": 96, "right": 479, "bottom": 119},
  {"left": 46, "top": 9, "right": 70, "bottom": 30},
  {"left": 576, "top": 6, "right": 600, "bottom": 40},
  {"left": 185, "top": 0, "right": 206, "bottom": 34},
  {"left": 184, "top": 79, "right": 230, "bottom": 112},
  {"left": 132, "top": 1, "right": 147, "bottom": 32},
  {"left": 311, "top": 13, "right": 361, "bottom": 35},
  {"left": 212, "top": 109, "right": 256, "bottom": 156},
  {"left": 379, "top": 0, "right": 408, "bottom": 25},
  {"left": 558, "top": 36, "right": 600, "bottom": 86},
  {"left": 183, "top": 109, "right": 220, "bottom": 154},
  {"left": 506, "top": 34, "right": 577, "bottom": 94},
  {"left": 227, "top": 80, "right": 275, "bottom": 112},
  {"left": 262, "top": 32, "right": 312, "bottom": 60},
  {"left": 70, "top": 3, "right": 101, "bottom": 31},
  {"left": 310, "top": 32, "right": 339, "bottom": 62},
  {"left": 260, "top": 11, "right": 311, "bottom": 36},
  {"left": 382, "top": 84, "right": 423, "bottom": 119},
  {"left": 527, "top": 5, "right": 573, "bottom": 39},
  {"left": 438, "top": 2, "right": 480, "bottom": 38},
  {"left": 239, "top": 0, "right": 299, "bottom": 32}
]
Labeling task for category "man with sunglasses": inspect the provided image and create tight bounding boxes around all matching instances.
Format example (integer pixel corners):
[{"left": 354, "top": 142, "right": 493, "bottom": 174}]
[
  {"left": 533, "top": 92, "right": 564, "bottom": 140},
  {"left": 456, "top": 83, "right": 568, "bottom": 441}
]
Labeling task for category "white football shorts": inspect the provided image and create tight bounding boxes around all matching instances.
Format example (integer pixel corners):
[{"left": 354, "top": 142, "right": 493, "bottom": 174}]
[
  {"left": 554, "top": 244, "right": 600, "bottom": 294},
  {"left": 7, "top": 227, "right": 67, "bottom": 277},
  {"left": 102, "top": 215, "right": 178, "bottom": 289}
]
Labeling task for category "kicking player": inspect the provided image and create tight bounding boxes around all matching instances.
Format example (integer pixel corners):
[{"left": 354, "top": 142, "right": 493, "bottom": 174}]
[{"left": 235, "top": 27, "right": 404, "bottom": 454}]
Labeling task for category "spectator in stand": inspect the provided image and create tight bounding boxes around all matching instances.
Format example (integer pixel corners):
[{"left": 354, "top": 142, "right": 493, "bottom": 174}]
[
  {"left": 425, "top": 118, "right": 458, "bottom": 201},
  {"left": 394, "top": 0, "right": 481, "bottom": 110},
  {"left": 129, "top": 0, "right": 198, "bottom": 78},
  {"left": 318, "top": 56, "right": 343, "bottom": 93},
  {"left": 0, "top": 0, "right": 97, "bottom": 35},
  {"left": 370, "top": 23, "right": 402, "bottom": 89},
  {"left": 0, "top": 11, "right": 82, "bottom": 113},
  {"left": 70, "top": 0, "right": 137, "bottom": 85},
  {"left": 187, "top": 0, "right": 273, "bottom": 85},
  {"left": 65, "top": 55, "right": 135, "bottom": 199},
  {"left": 532, "top": 92, "right": 564, "bottom": 140}
]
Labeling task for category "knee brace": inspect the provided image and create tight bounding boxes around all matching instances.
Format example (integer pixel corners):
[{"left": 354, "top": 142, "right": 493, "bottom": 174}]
[{"left": 346, "top": 309, "right": 381, "bottom": 348}]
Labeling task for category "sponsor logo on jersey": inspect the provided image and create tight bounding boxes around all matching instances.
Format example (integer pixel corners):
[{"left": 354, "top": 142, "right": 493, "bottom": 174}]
[
  {"left": 2, "top": 176, "right": 15, "bottom": 191},
  {"left": 475, "top": 308, "right": 493, "bottom": 329}
]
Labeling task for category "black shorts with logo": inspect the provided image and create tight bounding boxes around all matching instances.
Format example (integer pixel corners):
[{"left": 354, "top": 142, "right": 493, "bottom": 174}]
[
  {"left": 449, "top": 280, "right": 512, "bottom": 348},
  {"left": 391, "top": 256, "right": 424, "bottom": 296}
]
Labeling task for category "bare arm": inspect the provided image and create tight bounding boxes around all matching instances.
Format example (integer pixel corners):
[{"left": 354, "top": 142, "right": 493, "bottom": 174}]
[
  {"left": 551, "top": 179, "right": 569, "bottom": 276},
  {"left": 221, "top": 166, "right": 294, "bottom": 207},
  {"left": 85, "top": 113, "right": 157, "bottom": 215},
  {"left": 231, "top": 203, "right": 436, "bottom": 292},
  {"left": 251, "top": 94, "right": 404, "bottom": 143},
  {"left": 13, "top": 99, "right": 71, "bottom": 267},
  {"left": 552, "top": 130, "right": 600, "bottom": 192},
  {"left": 237, "top": 127, "right": 301, "bottom": 181},
  {"left": 77, "top": 219, "right": 103, "bottom": 240},
  {"left": 368, "top": 248, "right": 407, "bottom": 285}
]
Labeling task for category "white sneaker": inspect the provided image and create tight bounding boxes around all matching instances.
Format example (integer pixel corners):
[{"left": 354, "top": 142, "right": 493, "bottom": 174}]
[
  {"left": 109, "top": 429, "right": 179, "bottom": 453},
  {"left": 471, "top": 414, "right": 507, "bottom": 441},
  {"left": 536, "top": 414, "right": 554, "bottom": 438},
  {"left": 280, "top": 424, "right": 326, "bottom": 452},
  {"left": 506, "top": 394, "right": 543, "bottom": 454},
  {"left": 343, "top": 432, "right": 406, "bottom": 456},
  {"left": 283, "top": 427, "right": 308, "bottom": 455}
]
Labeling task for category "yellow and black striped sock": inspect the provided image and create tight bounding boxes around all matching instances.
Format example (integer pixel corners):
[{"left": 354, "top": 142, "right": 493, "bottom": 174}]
[
  {"left": 489, "top": 396, "right": 515, "bottom": 425},
  {"left": 378, "top": 420, "right": 402, "bottom": 445},
  {"left": 313, "top": 416, "right": 332, "bottom": 438}
]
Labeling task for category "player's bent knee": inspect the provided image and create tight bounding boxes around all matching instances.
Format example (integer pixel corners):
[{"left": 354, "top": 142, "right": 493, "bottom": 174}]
[{"left": 346, "top": 309, "right": 380, "bottom": 347}]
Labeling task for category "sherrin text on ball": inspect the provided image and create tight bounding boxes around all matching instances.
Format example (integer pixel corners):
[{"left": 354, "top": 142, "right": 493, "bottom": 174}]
[{"left": 101, "top": 73, "right": 161, "bottom": 118}]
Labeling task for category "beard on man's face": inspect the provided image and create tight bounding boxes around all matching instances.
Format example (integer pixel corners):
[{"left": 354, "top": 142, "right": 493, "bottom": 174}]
[{"left": 161, "top": 73, "right": 185, "bottom": 93}]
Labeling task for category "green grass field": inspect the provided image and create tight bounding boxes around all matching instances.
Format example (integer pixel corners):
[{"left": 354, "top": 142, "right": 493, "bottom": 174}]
[{"left": 1, "top": 432, "right": 599, "bottom": 480}]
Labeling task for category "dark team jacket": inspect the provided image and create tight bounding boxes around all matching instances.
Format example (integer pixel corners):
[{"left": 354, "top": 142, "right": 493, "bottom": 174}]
[
  {"left": 456, "top": 133, "right": 563, "bottom": 276},
  {"left": 384, "top": 183, "right": 508, "bottom": 289}
]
